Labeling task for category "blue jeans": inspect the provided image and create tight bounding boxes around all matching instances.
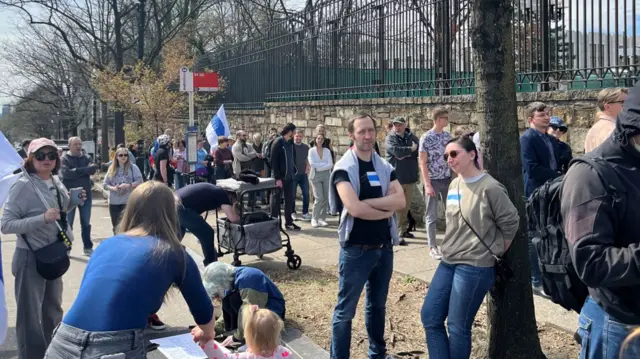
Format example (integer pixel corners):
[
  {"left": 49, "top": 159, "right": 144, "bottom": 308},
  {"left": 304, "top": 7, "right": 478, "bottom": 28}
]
[
  {"left": 174, "top": 172, "right": 185, "bottom": 189},
  {"left": 421, "top": 262, "right": 495, "bottom": 359},
  {"left": 330, "top": 245, "right": 394, "bottom": 359},
  {"left": 292, "top": 174, "right": 309, "bottom": 214},
  {"left": 67, "top": 195, "right": 93, "bottom": 250},
  {"left": 45, "top": 323, "right": 146, "bottom": 358},
  {"left": 577, "top": 297, "right": 640, "bottom": 359},
  {"left": 528, "top": 230, "right": 542, "bottom": 287},
  {"left": 178, "top": 207, "right": 217, "bottom": 265}
]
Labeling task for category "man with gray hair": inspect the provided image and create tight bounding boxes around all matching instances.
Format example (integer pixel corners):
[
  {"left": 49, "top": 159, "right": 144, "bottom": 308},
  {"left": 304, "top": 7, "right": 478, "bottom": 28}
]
[
  {"left": 202, "top": 262, "right": 286, "bottom": 347},
  {"left": 61, "top": 136, "right": 97, "bottom": 256}
]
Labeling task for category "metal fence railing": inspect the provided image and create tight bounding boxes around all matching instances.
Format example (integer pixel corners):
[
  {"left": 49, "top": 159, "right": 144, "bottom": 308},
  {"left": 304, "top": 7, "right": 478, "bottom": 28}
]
[{"left": 209, "top": 0, "right": 639, "bottom": 107}]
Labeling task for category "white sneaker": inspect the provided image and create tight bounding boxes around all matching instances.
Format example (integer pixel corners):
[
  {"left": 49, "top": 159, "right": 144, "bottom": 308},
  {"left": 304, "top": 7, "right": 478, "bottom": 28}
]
[
  {"left": 429, "top": 247, "right": 442, "bottom": 260},
  {"left": 302, "top": 213, "right": 312, "bottom": 221},
  {"left": 318, "top": 220, "right": 329, "bottom": 227},
  {"left": 291, "top": 213, "right": 298, "bottom": 221},
  {"left": 311, "top": 219, "right": 319, "bottom": 228}
]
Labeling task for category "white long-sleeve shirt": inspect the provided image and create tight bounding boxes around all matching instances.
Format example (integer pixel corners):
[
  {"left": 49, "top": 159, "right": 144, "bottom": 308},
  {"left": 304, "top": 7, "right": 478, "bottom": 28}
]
[{"left": 308, "top": 147, "right": 333, "bottom": 173}]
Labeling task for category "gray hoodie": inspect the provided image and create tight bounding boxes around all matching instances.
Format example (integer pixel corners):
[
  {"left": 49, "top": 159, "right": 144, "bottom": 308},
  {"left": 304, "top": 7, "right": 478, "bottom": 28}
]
[
  {"left": 1, "top": 174, "right": 75, "bottom": 251},
  {"left": 60, "top": 152, "right": 96, "bottom": 195}
]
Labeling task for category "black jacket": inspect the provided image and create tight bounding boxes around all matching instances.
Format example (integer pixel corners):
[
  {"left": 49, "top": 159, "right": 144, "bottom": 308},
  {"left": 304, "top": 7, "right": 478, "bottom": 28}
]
[
  {"left": 270, "top": 136, "right": 297, "bottom": 180},
  {"left": 560, "top": 81, "right": 640, "bottom": 324},
  {"left": 385, "top": 129, "right": 419, "bottom": 184},
  {"left": 554, "top": 138, "right": 573, "bottom": 174}
]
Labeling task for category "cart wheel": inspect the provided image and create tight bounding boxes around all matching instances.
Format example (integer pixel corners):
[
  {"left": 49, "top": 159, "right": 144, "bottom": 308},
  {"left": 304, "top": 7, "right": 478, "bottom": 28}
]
[
  {"left": 232, "top": 260, "right": 242, "bottom": 266},
  {"left": 287, "top": 255, "right": 302, "bottom": 270}
]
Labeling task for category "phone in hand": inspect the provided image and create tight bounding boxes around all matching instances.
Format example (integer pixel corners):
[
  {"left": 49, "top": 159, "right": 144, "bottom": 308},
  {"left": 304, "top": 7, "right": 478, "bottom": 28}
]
[{"left": 69, "top": 187, "right": 85, "bottom": 206}]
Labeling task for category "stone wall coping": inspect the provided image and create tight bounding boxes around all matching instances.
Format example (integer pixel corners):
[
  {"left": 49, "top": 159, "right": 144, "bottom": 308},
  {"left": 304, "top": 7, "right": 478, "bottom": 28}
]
[{"left": 258, "top": 89, "right": 600, "bottom": 108}]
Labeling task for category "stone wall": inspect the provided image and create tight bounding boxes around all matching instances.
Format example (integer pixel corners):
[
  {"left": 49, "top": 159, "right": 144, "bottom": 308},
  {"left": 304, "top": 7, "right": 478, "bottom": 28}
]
[{"left": 219, "top": 90, "right": 601, "bottom": 226}]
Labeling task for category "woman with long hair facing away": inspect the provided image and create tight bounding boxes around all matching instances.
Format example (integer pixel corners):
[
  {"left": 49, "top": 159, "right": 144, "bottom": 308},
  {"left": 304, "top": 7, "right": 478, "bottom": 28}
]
[
  {"left": 199, "top": 306, "right": 292, "bottom": 359},
  {"left": 45, "top": 181, "right": 216, "bottom": 359},
  {"left": 308, "top": 133, "right": 333, "bottom": 227},
  {"left": 103, "top": 147, "right": 143, "bottom": 233},
  {"left": 420, "top": 135, "right": 519, "bottom": 359},
  {"left": 1, "top": 138, "right": 81, "bottom": 359}
]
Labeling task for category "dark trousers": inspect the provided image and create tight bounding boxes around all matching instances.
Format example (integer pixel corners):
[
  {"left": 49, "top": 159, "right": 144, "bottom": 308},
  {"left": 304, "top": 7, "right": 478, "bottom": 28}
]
[
  {"left": 222, "top": 290, "right": 243, "bottom": 333},
  {"left": 108, "top": 204, "right": 126, "bottom": 234},
  {"left": 178, "top": 207, "right": 217, "bottom": 265},
  {"left": 271, "top": 179, "right": 294, "bottom": 225}
]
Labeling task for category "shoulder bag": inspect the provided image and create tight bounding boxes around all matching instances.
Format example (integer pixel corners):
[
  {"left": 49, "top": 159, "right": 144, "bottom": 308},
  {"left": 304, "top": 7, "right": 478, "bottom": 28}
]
[
  {"left": 22, "top": 181, "right": 71, "bottom": 280},
  {"left": 456, "top": 181, "right": 513, "bottom": 284}
]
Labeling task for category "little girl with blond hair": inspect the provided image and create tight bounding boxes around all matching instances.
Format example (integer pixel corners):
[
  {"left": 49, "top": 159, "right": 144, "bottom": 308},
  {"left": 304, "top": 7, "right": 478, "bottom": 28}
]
[{"left": 198, "top": 305, "right": 291, "bottom": 359}]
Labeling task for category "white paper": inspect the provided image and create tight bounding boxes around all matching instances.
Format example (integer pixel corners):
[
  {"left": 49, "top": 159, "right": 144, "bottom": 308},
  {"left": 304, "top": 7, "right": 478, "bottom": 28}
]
[{"left": 150, "top": 333, "right": 207, "bottom": 359}]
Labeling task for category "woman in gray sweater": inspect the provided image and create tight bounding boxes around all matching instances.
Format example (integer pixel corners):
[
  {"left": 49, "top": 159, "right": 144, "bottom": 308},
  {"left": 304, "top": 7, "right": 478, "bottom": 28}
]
[
  {"left": 1, "top": 138, "right": 80, "bottom": 359},
  {"left": 103, "top": 147, "right": 143, "bottom": 233}
]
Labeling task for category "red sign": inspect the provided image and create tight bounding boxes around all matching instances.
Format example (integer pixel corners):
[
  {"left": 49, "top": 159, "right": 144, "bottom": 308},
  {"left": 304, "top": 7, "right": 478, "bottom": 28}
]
[{"left": 192, "top": 72, "right": 219, "bottom": 92}]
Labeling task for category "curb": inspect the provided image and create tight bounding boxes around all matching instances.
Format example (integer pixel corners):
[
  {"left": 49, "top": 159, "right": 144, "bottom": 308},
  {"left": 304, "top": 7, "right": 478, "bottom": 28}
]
[{"left": 184, "top": 247, "right": 330, "bottom": 359}]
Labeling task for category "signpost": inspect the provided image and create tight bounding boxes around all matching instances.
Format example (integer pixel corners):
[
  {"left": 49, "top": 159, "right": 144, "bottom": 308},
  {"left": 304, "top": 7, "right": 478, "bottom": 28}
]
[{"left": 179, "top": 67, "right": 219, "bottom": 172}]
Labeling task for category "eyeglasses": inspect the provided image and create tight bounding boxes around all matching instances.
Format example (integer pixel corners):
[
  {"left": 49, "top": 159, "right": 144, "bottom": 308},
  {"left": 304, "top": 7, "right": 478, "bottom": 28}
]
[
  {"left": 550, "top": 125, "right": 567, "bottom": 132},
  {"left": 34, "top": 151, "right": 58, "bottom": 161},
  {"left": 443, "top": 150, "right": 459, "bottom": 161}
]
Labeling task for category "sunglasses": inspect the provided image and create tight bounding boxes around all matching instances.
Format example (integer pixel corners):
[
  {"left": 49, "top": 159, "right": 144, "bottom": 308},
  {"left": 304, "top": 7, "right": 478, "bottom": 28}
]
[
  {"left": 117, "top": 154, "right": 128, "bottom": 158},
  {"left": 550, "top": 125, "right": 567, "bottom": 132},
  {"left": 443, "top": 150, "right": 459, "bottom": 161},
  {"left": 34, "top": 151, "right": 58, "bottom": 161}
]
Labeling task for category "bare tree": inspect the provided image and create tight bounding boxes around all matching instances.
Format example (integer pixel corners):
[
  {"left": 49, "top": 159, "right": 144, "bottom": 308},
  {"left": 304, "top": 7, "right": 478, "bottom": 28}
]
[{"left": 0, "top": 26, "right": 93, "bottom": 135}]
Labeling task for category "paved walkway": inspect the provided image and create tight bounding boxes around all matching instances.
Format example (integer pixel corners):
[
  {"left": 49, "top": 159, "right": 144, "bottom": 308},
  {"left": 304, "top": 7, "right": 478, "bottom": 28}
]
[{"left": 0, "top": 198, "right": 577, "bottom": 357}]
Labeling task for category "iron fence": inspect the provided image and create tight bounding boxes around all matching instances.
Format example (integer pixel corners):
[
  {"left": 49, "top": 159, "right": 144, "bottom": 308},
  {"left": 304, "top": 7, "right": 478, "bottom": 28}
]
[{"left": 209, "top": 0, "right": 639, "bottom": 107}]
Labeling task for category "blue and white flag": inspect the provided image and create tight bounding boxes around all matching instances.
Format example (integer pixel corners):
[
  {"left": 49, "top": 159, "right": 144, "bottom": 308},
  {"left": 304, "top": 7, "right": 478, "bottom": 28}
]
[
  {"left": 205, "top": 105, "right": 230, "bottom": 152},
  {"left": 0, "top": 131, "right": 22, "bottom": 344}
]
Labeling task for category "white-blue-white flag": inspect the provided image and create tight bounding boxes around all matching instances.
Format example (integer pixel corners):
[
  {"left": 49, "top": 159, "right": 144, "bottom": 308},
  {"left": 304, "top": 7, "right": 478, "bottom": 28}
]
[
  {"left": 0, "top": 131, "right": 22, "bottom": 345},
  {"left": 205, "top": 105, "right": 230, "bottom": 152}
]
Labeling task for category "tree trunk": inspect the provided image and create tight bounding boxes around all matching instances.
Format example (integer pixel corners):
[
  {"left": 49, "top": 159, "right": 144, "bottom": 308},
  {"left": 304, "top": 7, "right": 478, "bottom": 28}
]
[{"left": 470, "top": 0, "right": 546, "bottom": 358}]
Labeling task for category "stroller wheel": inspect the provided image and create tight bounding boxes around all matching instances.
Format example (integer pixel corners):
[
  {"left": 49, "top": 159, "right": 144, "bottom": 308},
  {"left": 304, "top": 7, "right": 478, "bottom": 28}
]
[{"left": 287, "top": 255, "right": 302, "bottom": 270}]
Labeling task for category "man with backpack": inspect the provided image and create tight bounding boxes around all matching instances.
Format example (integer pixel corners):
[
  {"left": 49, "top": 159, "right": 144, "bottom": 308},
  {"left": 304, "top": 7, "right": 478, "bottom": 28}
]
[
  {"left": 520, "top": 101, "right": 561, "bottom": 296},
  {"left": 560, "top": 83, "right": 640, "bottom": 358}
]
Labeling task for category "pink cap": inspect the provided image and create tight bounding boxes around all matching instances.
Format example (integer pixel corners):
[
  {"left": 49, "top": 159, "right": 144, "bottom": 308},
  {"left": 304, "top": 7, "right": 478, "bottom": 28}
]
[{"left": 27, "top": 138, "right": 57, "bottom": 155}]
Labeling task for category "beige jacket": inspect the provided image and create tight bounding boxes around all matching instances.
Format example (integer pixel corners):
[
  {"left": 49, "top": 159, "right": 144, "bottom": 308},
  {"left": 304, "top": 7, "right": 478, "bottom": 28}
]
[{"left": 584, "top": 114, "right": 616, "bottom": 153}]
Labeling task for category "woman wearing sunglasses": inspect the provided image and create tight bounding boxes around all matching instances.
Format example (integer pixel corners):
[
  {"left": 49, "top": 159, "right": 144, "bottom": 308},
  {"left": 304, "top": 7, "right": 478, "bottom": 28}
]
[
  {"left": 1, "top": 138, "right": 85, "bottom": 359},
  {"left": 103, "top": 147, "right": 143, "bottom": 233},
  {"left": 420, "top": 135, "right": 519, "bottom": 359}
]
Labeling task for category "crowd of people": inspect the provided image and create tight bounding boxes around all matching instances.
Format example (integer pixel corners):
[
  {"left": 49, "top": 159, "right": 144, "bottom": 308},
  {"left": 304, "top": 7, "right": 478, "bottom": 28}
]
[{"left": 2, "top": 83, "right": 640, "bottom": 359}]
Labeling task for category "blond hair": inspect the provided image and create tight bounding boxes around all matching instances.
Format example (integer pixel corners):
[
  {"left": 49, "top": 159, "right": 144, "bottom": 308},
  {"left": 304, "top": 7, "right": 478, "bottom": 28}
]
[
  {"left": 597, "top": 88, "right": 628, "bottom": 111},
  {"left": 107, "top": 147, "right": 131, "bottom": 178},
  {"left": 243, "top": 307, "right": 284, "bottom": 356},
  {"left": 118, "top": 182, "right": 184, "bottom": 276}
]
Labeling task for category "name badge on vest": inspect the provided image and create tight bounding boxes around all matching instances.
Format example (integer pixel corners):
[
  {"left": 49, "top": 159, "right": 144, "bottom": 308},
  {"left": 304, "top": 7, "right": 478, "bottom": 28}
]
[{"left": 367, "top": 172, "right": 381, "bottom": 187}]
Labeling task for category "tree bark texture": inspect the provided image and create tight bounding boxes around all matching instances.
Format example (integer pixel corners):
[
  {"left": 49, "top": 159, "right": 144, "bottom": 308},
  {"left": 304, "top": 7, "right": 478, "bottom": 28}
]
[{"left": 470, "top": 0, "right": 546, "bottom": 358}]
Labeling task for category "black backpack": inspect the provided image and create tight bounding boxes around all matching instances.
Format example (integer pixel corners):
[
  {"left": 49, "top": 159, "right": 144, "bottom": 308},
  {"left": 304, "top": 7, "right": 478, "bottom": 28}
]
[{"left": 527, "top": 156, "right": 626, "bottom": 313}]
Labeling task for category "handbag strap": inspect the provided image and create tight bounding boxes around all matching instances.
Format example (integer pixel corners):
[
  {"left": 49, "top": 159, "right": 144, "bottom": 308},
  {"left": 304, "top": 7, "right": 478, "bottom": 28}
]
[
  {"left": 21, "top": 177, "right": 69, "bottom": 251},
  {"left": 456, "top": 181, "right": 501, "bottom": 261}
]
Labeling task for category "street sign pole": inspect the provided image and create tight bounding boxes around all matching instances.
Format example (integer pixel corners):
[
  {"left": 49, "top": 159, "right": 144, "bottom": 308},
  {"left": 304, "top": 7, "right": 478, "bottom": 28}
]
[{"left": 180, "top": 67, "right": 218, "bottom": 177}]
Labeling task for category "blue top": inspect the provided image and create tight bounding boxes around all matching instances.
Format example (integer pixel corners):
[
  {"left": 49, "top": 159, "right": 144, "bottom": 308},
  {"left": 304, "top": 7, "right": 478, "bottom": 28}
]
[
  {"left": 196, "top": 148, "right": 208, "bottom": 170},
  {"left": 234, "top": 267, "right": 285, "bottom": 317},
  {"left": 64, "top": 235, "right": 214, "bottom": 331}
]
